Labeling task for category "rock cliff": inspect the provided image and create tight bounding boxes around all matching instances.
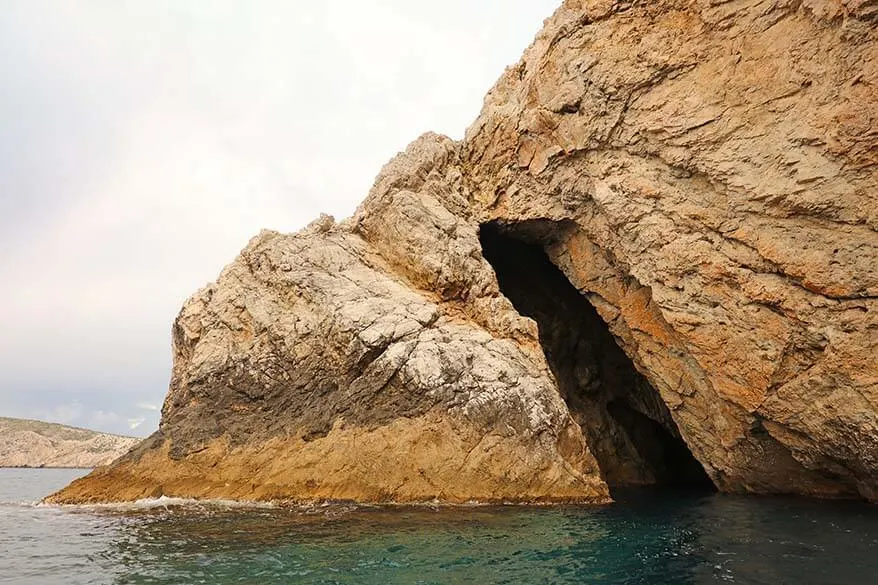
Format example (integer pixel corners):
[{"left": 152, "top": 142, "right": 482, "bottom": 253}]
[
  {"left": 0, "top": 417, "right": 139, "bottom": 468},
  {"left": 49, "top": 0, "right": 877, "bottom": 504}
]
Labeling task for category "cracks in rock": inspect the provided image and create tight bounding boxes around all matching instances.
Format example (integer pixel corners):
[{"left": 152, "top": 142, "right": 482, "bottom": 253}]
[
  {"left": 557, "top": 146, "right": 877, "bottom": 304},
  {"left": 543, "top": 0, "right": 640, "bottom": 58},
  {"left": 720, "top": 227, "right": 878, "bottom": 302},
  {"left": 603, "top": 63, "right": 699, "bottom": 146},
  {"left": 752, "top": 415, "right": 865, "bottom": 497},
  {"left": 759, "top": 0, "right": 805, "bottom": 32}
]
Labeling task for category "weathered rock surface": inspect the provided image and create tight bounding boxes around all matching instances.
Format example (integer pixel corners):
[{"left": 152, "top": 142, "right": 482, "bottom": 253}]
[
  {"left": 0, "top": 417, "right": 139, "bottom": 468},
  {"left": 50, "top": 197, "right": 607, "bottom": 504},
  {"left": 50, "top": 0, "right": 877, "bottom": 504}
]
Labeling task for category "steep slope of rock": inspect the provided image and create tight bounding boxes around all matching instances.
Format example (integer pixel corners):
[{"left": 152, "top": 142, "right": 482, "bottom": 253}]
[
  {"left": 48, "top": 142, "right": 608, "bottom": 504},
  {"left": 49, "top": 0, "right": 877, "bottom": 504},
  {"left": 462, "top": 0, "right": 878, "bottom": 499},
  {"left": 0, "top": 417, "right": 139, "bottom": 468}
]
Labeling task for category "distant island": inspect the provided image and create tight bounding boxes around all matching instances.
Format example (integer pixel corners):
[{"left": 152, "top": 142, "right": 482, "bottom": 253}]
[{"left": 0, "top": 417, "right": 140, "bottom": 468}]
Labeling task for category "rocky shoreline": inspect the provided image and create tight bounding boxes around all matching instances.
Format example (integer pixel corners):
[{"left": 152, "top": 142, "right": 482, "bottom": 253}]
[{"left": 48, "top": 1, "right": 878, "bottom": 504}]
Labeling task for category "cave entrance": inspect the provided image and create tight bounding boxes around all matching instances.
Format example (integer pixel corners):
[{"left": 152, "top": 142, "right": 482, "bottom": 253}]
[{"left": 479, "top": 221, "right": 713, "bottom": 491}]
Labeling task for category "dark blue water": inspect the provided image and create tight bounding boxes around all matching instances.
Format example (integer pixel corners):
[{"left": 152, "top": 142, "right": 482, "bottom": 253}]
[{"left": 1, "top": 468, "right": 877, "bottom": 584}]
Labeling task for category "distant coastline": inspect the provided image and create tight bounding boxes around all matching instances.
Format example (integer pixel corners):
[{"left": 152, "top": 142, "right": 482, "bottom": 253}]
[
  {"left": 0, "top": 417, "right": 140, "bottom": 468},
  {"left": 1, "top": 465, "right": 95, "bottom": 469}
]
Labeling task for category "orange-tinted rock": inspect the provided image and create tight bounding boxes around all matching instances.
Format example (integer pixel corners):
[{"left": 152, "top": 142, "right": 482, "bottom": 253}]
[
  {"left": 464, "top": 0, "right": 878, "bottom": 499},
  {"left": 50, "top": 1, "right": 877, "bottom": 504}
]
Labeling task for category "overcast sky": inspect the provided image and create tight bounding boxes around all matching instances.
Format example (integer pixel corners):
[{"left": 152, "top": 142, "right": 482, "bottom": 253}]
[{"left": 0, "top": 1, "right": 559, "bottom": 436}]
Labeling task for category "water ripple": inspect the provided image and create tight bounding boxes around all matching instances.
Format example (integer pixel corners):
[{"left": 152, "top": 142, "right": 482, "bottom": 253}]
[{"left": 2, "top": 470, "right": 878, "bottom": 584}]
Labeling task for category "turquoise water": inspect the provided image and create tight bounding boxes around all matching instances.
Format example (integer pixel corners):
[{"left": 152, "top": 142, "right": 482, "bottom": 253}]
[{"left": 1, "top": 468, "right": 877, "bottom": 584}]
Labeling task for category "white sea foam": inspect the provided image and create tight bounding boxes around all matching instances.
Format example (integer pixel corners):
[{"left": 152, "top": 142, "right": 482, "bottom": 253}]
[
  {"left": 0, "top": 499, "right": 42, "bottom": 508},
  {"left": 34, "top": 495, "right": 573, "bottom": 514},
  {"left": 39, "top": 495, "right": 278, "bottom": 511}
]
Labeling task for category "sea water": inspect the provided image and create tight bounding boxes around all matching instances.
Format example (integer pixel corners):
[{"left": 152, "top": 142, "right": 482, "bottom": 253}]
[{"left": 1, "top": 468, "right": 877, "bottom": 584}]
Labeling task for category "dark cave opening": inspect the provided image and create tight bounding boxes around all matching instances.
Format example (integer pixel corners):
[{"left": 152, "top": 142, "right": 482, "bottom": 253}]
[{"left": 479, "top": 221, "right": 713, "bottom": 491}]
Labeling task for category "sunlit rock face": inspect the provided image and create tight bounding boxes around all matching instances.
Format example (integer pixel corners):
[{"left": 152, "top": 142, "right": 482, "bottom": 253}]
[
  {"left": 50, "top": 139, "right": 610, "bottom": 505},
  {"left": 49, "top": 0, "right": 878, "bottom": 504}
]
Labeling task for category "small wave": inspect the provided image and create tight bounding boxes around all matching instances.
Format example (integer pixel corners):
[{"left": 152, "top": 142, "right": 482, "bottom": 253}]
[
  {"left": 35, "top": 495, "right": 597, "bottom": 516},
  {"left": 40, "top": 495, "right": 278, "bottom": 512},
  {"left": 0, "top": 499, "right": 43, "bottom": 508}
]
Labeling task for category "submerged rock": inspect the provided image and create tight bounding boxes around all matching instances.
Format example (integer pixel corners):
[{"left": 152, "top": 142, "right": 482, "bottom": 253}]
[{"left": 49, "top": 1, "right": 877, "bottom": 504}]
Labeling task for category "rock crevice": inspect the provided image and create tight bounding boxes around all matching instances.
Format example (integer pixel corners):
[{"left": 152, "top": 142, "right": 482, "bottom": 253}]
[{"left": 479, "top": 220, "right": 712, "bottom": 489}]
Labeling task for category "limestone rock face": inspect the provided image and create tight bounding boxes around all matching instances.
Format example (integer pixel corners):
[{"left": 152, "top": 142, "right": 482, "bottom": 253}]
[
  {"left": 49, "top": 1, "right": 877, "bottom": 504},
  {"left": 463, "top": 0, "right": 878, "bottom": 499},
  {"left": 49, "top": 141, "right": 608, "bottom": 504},
  {"left": 0, "top": 418, "right": 139, "bottom": 468}
]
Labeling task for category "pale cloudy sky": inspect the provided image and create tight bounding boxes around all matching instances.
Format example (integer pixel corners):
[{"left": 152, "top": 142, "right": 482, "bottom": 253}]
[{"left": 0, "top": 1, "right": 559, "bottom": 436}]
